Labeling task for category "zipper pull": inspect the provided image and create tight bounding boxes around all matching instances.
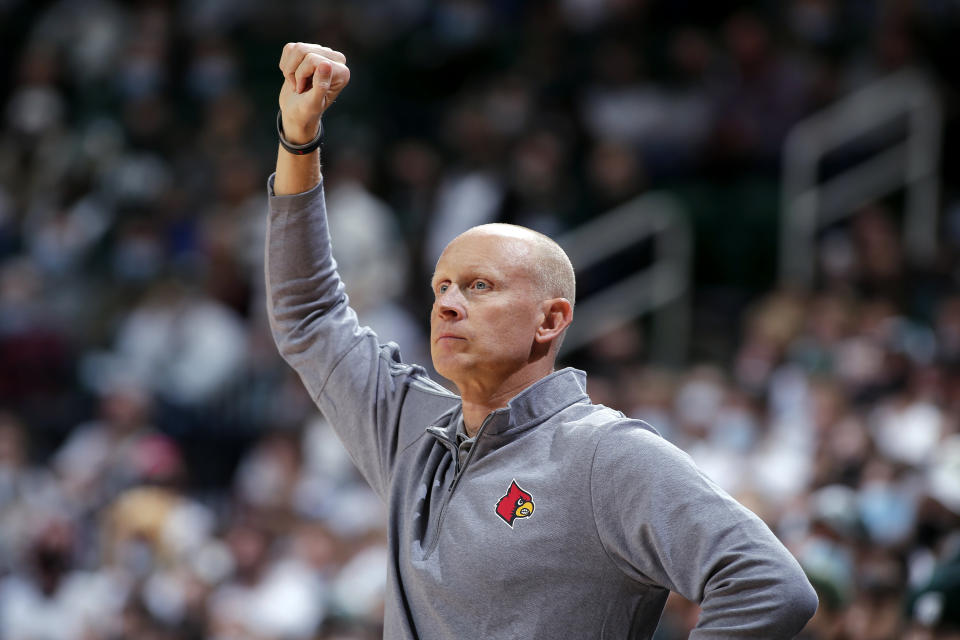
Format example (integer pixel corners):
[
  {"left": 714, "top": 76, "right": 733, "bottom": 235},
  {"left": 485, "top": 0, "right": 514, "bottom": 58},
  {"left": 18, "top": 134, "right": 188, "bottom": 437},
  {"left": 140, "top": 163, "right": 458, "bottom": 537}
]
[
  {"left": 447, "top": 410, "right": 499, "bottom": 494},
  {"left": 450, "top": 445, "right": 466, "bottom": 492}
]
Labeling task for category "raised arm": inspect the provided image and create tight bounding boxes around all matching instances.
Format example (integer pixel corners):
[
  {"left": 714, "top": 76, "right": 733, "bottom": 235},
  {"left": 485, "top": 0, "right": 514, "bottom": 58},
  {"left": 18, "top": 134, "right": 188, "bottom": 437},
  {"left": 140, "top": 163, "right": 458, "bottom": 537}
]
[
  {"left": 265, "top": 44, "right": 457, "bottom": 499},
  {"left": 274, "top": 42, "right": 349, "bottom": 196}
]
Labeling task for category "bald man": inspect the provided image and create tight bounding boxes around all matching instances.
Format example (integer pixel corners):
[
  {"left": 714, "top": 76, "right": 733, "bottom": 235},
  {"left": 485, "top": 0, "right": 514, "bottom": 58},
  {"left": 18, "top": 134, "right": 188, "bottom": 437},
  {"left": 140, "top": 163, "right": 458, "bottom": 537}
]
[{"left": 267, "top": 43, "right": 817, "bottom": 639}]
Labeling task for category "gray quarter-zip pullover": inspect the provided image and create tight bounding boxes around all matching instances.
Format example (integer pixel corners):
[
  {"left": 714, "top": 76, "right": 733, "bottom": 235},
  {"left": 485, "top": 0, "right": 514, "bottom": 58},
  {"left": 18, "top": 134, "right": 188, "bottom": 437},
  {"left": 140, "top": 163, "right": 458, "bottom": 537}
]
[{"left": 265, "top": 175, "right": 818, "bottom": 639}]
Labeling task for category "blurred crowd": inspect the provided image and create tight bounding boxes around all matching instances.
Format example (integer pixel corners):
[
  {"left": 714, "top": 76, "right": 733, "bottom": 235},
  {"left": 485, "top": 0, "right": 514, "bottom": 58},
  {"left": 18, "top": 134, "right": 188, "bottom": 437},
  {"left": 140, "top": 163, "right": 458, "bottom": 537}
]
[{"left": 1, "top": 0, "right": 959, "bottom": 639}]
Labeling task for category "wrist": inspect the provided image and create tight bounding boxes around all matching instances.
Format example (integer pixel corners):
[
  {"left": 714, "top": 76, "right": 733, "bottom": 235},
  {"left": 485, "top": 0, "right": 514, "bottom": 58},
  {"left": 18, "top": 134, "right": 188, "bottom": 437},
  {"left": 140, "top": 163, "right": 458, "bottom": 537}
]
[
  {"left": 280, "top": 108, "right": 320, "bottom": 142},
  {"left": 282, "top": 122, "right": 319, "bottom": 144},
  {"left": 277, "top": 109, "right": 323, "bottom": 155}
]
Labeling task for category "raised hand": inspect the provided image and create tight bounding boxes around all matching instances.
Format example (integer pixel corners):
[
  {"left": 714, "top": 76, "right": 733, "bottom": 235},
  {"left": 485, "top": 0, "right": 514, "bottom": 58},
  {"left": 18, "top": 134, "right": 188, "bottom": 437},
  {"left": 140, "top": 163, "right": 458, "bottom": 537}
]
[{"left": 277, "top": 43, "right": 350, "bottom": 144}]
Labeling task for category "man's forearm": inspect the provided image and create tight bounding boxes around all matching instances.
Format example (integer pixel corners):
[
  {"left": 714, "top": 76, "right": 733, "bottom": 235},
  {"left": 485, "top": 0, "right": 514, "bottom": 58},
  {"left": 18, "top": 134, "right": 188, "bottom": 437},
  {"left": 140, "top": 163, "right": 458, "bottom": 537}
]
[
  {"left": 274, "top": 144, "right": 320, "bottom": 196},
  {"left": 274, "top": 71, "right": 323, "bottom": 196}
]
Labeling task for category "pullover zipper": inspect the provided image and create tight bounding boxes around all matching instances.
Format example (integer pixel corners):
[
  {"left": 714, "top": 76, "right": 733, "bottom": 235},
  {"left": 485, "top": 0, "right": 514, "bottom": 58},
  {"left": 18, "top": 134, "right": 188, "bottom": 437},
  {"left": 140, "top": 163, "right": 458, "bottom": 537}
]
[
  {"left": 449, "top": 418, "right": 487, "bottom": 492},
  {"left": 426, "top": 411, "right": 499, "bottom": 555}
]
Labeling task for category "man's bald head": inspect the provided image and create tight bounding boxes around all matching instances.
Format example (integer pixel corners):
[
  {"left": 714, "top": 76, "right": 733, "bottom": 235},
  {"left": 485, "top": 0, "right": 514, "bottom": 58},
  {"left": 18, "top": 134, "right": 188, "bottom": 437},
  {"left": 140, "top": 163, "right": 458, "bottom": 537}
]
[
  {"left": 449, "top": 223, "right": 576, "bottom": 308},
  {"left": 431, "top": 223, "right": 576, "bottom": 389}
]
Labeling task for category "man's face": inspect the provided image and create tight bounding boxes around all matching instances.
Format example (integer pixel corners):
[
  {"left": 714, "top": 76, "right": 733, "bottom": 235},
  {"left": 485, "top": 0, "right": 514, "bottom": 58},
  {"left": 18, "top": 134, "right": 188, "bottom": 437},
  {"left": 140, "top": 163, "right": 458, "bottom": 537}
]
[{"left": 430, "top": 231, "right": 544, "bottom": 388}]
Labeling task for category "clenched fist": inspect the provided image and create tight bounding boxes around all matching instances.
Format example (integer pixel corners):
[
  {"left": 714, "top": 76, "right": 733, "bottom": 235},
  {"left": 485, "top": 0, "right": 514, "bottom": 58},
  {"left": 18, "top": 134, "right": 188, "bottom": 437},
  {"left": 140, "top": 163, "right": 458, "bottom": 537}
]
[{"left": 278, "top": 43, "right": 350, "bottom": 144}]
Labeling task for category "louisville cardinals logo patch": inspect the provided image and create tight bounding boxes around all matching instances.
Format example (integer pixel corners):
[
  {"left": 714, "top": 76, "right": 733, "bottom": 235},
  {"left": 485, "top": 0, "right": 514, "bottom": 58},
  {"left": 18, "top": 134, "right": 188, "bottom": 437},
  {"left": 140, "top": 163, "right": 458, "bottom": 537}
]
[{"left": 495, "top": 480, "right": 535, "bottom": 527}]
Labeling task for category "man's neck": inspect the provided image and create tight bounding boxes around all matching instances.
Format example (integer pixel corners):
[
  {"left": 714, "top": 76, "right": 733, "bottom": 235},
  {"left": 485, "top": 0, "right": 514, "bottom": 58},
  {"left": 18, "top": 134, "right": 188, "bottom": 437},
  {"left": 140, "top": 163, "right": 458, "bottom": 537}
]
[{"left": 456, "top": 365, "right": 552, "bottom": 437}]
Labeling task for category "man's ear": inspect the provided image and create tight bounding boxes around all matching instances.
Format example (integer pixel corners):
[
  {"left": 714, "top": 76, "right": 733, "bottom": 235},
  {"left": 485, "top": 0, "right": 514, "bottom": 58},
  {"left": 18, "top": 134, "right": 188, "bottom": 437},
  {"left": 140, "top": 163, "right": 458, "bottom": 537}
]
[{"left": 534, "top": 298, "right": 573, "bottom": 344}]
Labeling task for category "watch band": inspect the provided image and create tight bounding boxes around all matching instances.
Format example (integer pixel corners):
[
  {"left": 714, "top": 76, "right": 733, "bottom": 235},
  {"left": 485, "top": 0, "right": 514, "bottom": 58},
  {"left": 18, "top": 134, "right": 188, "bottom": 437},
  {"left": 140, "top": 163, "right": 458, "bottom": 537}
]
[{"left": 277, "top": 109, "right": 323, "bottom": 155}]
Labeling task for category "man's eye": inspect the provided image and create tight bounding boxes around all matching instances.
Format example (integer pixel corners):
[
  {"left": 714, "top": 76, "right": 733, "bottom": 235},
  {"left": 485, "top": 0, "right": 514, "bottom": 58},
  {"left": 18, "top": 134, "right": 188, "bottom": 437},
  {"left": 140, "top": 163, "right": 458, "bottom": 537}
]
[
  {"left": 438, "top": 284, "right": 448, "bottom": 294},
  {"left": 474, "top": 281, "right": 487, "bottom": 290}
]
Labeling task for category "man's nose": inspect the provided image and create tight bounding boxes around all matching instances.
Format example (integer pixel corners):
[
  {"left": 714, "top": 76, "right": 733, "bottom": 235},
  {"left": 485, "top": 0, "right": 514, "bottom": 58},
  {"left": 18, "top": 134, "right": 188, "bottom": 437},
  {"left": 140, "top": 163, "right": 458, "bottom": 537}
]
[{"left": 435, "top": 286, "right": 465, "bottom": 320}]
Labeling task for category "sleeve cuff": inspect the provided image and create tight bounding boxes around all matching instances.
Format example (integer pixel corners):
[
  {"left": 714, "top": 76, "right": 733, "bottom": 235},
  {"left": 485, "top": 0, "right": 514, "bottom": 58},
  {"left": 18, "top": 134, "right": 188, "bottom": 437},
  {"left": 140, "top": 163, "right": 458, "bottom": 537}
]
[{"left": 266, "top": 172, "right": 325, "bottom": 201}]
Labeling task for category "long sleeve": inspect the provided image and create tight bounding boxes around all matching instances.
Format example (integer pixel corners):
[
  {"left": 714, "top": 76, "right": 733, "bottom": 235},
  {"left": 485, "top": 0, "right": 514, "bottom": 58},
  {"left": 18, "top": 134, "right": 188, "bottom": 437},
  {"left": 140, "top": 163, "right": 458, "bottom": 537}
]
[
  {"left": 264, "top": 174, "right": 456, "bottom": 499},
  {"left": 590, "top": 422, "right": 817, "bottom": 639}
]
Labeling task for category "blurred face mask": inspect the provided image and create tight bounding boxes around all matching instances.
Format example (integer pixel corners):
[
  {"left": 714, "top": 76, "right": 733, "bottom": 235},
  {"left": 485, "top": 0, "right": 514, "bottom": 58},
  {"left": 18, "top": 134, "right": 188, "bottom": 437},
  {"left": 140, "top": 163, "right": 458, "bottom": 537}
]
[{"left": 859, "top": 481, "right": 916, "bottom": 546}]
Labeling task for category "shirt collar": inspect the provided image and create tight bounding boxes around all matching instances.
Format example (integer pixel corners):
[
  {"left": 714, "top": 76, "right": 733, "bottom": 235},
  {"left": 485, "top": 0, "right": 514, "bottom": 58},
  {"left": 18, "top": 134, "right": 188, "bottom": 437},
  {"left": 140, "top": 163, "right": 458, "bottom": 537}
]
[
  {"left": 500, "top": 367, "right": 589, "bottom": 433},
  {"left": 425, "top": 367, "right": 589, "bottom": 442}
]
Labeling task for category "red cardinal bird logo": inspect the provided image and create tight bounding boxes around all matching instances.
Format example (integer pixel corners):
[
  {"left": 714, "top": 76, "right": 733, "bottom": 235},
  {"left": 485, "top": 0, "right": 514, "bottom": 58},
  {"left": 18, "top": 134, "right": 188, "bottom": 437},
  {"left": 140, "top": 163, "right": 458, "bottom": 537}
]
[{"left": 495, "top": 480, "right": 535, "bottom": 527}]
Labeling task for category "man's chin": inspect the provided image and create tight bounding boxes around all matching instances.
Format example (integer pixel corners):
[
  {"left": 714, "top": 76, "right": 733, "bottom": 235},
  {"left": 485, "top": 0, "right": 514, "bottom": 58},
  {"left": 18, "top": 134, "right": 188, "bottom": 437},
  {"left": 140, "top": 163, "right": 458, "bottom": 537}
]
[
  {"left": 431, "top": 356, "right": 469, "bottom": 385},
  {"left": 432, "top": 361, "right": 458, "bottom": 381}
]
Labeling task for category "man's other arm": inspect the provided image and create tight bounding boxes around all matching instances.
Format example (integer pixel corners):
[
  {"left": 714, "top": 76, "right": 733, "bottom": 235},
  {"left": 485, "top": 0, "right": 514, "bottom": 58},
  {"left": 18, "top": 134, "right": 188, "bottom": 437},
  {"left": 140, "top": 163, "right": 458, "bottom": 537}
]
[{"left": 591, "top": 425, "right": 817, "bottom": 638}]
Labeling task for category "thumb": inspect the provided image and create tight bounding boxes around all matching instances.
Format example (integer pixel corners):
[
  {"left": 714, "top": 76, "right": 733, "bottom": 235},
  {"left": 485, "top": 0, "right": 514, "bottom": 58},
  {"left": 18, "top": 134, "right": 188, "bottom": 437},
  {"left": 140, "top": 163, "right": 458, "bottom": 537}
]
[
  {"left": 318, "top": 62, "right": 350, "bottom": 112},
  {"left": 305, "top": 62, "right": 334, "bottom": 114}
]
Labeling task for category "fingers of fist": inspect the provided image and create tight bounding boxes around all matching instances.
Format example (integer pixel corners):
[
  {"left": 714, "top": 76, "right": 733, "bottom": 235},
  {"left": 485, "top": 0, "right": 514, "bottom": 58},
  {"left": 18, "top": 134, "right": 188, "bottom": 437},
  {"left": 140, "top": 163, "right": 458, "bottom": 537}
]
[{"left": 280, "top": 43, "right": 349, "bottom": 96}]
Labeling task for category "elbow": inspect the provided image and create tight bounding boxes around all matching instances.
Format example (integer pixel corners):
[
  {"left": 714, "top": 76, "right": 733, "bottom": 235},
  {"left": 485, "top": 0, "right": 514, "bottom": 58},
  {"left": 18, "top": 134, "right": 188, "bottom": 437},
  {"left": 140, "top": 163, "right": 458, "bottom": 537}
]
[
  {"left": 694, "top": 562, "right": 819, "bottom": 638},
  {"left": 778, "top": 573, "right": 819, "bottom": 633},
  {"left": 267, "top": 291, "right": 345, "bottom": 360},
  {"left": 799, "top": 579, "right": 820, "bottom": 625}
]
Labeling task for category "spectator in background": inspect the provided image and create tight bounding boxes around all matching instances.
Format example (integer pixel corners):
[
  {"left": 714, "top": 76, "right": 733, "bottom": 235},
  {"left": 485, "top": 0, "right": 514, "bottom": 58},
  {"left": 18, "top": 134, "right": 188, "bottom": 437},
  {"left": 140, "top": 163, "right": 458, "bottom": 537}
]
[
  {"left": 83, "top": 280, "right": 248, "bottom": 409},
  {"left": 54, "top": 383, "right": 158, "bottom": 512},
  {"left": 0, "top": 412, "right": 65, "bottom": 572},
  {"left": 208, "top": 519, "right": 325, "bottom": 640},
  {"left": 0, "top": 517, "right": 125, "bottom": 640}
]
